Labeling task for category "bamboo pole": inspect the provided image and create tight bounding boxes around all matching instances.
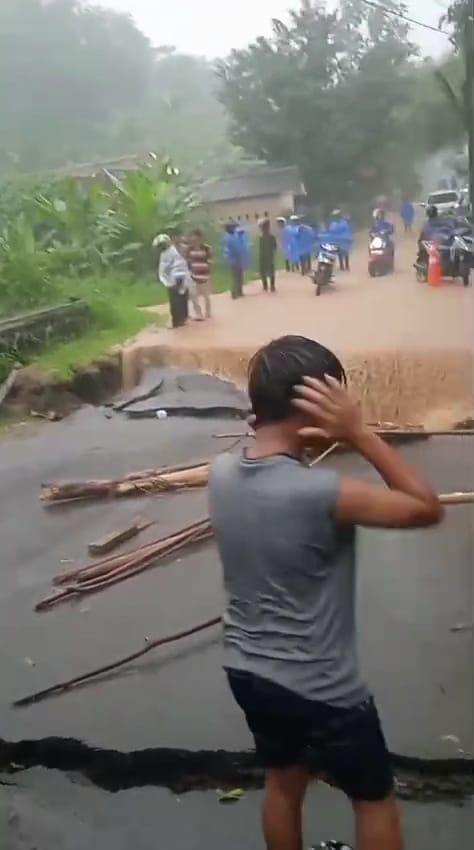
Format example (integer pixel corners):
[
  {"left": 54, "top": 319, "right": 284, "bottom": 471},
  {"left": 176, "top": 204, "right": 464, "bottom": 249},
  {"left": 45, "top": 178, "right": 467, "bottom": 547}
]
[{"left": 213, "top": 429, "right": 474, "bottom": 440}]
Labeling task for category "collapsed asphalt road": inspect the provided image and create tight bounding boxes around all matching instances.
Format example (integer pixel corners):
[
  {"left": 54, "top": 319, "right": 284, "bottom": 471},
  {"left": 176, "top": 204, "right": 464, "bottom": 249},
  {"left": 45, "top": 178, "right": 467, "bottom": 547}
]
[{"left": 0, "top": 379, "right": 472, "bottom": 848}]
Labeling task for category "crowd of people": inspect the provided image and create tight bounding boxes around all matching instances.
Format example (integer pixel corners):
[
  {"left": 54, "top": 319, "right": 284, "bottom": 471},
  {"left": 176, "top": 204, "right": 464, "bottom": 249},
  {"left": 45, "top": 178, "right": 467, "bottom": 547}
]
[
  {"left": 153, "top": 202, "right": 427, "bottom": 329},
  {"left": 153, "top": 211, "right": 359, "bottom": 328}
]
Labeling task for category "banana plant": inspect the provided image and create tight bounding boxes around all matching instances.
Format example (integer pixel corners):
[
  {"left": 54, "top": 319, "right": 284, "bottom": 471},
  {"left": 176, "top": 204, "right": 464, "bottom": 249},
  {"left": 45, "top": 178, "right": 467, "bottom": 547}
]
[{"left": 103, "top": 158, "right": 196, "bottom": 271}]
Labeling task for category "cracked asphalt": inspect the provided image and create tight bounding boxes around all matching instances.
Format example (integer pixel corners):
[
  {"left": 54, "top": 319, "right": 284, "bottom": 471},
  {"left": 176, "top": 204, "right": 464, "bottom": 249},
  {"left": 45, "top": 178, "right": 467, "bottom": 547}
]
[{"left": 0, "top": 403, "right": 472, "bottom": 848}]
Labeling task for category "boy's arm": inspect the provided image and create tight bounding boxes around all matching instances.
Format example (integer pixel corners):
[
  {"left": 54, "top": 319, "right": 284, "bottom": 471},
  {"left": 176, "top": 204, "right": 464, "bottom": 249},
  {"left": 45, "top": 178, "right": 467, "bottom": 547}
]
[
  {"left": 335, "top": 431, "right": 442, "bottom": 528},
  {"left": 293, "top": 377, "right": 443, "bottom": 530}
]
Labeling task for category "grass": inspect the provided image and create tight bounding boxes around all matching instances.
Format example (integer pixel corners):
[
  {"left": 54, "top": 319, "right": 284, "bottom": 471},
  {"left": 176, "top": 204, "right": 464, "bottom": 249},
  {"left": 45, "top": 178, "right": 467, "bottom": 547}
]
[{"left": 7, "top": 261, "right": 255, "bottom": 381}]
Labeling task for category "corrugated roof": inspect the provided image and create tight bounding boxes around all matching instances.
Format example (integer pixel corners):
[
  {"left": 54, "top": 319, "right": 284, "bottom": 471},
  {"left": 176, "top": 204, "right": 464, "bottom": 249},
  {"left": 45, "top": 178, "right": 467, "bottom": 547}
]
[
  {"left": 55, "top": 152, "right": 158, "bottom": 179},
  {"left": 198, "top": 166, "right": 305, "bottom": 203}
]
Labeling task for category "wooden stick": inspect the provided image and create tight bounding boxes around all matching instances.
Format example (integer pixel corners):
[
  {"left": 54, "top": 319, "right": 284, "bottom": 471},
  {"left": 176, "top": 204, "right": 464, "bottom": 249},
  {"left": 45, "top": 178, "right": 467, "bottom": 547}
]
[
  {"left": 439, "top": 492, "right": 474, "bottom": 505},
  {"left": 88, "top": 519, "right": 154, "bottom": 556},
  {"left": 214, "top": 428, "right": 474, "bottom": 440},
  {"left": 36, "top": 519, "right": 212, "bottom": 611},
  {"left": 309, "top": 442, "right": 340, "bottom": 466},
  {"left": 13, "top": 616, "right": 222, "bottom": 708}
]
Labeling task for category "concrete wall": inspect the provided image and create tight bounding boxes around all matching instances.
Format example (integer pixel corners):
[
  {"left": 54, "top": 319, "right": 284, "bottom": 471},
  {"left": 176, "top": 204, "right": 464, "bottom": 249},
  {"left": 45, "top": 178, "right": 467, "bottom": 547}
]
[
  {"left": 0, "top": 301, "right": 91, "bottom": 358},
  {"left": 205, "top": 193, "right": 295, "bottom": 232}
]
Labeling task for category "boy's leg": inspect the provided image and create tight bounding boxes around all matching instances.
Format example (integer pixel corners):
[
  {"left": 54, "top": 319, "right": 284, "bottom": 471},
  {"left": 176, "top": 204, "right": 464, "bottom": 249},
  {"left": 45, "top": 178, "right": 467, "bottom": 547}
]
[
  {"left": 323, "top": 698, "right": 400, "bottom": 850},
  {"left": 263, "top": 765, "right": 310, "bottom": 850},
  {"left": 353, "top": 797, "right": 402, "bottom": 850},
  {"left": 260, "top": 265, "right": 269, "bottom": 291}
]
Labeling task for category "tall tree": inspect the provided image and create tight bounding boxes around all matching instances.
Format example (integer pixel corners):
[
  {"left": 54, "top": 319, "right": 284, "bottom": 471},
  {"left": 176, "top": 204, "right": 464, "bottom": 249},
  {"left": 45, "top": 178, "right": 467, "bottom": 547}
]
[
  {"left": 217, "top": 0, "right": 417, "bottom": 208},
  {"left": 444, "top": 1, "right": 470, "bottom": 48},
  {"left": 0, "top": 0, "right": 152, "bottom": 172},
  {"left": 0, "top": 1, "right": 240, "bottom": 177}
]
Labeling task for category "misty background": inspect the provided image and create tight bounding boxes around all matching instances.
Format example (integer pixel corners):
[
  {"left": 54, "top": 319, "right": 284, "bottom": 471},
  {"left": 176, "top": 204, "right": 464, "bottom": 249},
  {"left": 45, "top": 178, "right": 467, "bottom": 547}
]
[{"left": 0, "top": 1, "right": 467, "bottom": 201}]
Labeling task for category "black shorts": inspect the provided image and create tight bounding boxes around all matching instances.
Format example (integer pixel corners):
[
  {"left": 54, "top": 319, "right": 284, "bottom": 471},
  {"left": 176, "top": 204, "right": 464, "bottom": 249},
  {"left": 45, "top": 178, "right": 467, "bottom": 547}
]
[{"left": 227, "top": 669, "right": 393, "bottom": 802}]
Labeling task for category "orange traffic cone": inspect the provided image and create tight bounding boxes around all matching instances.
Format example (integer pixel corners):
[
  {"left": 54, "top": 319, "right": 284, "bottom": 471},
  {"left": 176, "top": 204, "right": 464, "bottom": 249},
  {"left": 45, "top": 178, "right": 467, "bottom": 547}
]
[{"left": 427, "top": 240, "right": 442, "bottom": 287}]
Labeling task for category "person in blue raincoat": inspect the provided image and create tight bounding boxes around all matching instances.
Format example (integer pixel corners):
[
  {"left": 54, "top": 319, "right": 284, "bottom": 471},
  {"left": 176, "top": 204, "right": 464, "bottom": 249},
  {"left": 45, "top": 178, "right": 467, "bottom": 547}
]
[
  {"left": 371, "top": 209, "right": 395, "bottom": 261},
  {"left": 296, "top": 219, "right": 315, "bottom": 274},
  {"left": 222, "top": 221, "right": 250, "bottom": 300},
  {"left": 399, "top": 199, "right": 415, "bottom": 233},
  {"left": 371, "top": 209, "right": 394, "bottom": 241},
  {"left": 327, "top": 210, "right": 353, "bottom": 271},
  {"left": 286, "top": 217, "right": 301, "bottom": 272},
  {"left": 276, "top": 217, "right": 292, "bottom": 271}
]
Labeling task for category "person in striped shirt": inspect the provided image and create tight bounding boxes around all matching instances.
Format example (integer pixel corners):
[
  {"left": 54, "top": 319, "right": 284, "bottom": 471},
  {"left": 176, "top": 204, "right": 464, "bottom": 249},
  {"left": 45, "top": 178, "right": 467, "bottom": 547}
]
[{"left": 186, "top": 229, "right": 212, "bottom": 319}]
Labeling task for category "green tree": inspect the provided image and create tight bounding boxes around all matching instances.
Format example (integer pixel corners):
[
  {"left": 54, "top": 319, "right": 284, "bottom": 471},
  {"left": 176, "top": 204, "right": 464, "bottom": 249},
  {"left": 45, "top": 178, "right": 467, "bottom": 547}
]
[
  {"left": 217, "top": 0, "right": 417, "bottom": 209},
  {"left": 112, "top": 49, "right": 241, "bottom": 179},
  {"left": 0, "top": 0, "right": 152, "bottom": 173},
  {"left": 443, "top": 1, "right": 470, "bottom": 48},
  {"left": 0, "top": 2, "right": 241, "bottom": 178}
]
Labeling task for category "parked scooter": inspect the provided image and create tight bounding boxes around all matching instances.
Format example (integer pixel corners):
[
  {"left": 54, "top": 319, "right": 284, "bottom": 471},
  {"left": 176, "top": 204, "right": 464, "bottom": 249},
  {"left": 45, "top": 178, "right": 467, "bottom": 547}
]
[
  {"left": 368, "top": 233, "right": 394, "bottom": 277},
  {"left": 415, "top": 230, "right": 473, "bottom": 287},
  {"left": 311, "top": 241, "right": 339, "bottom": 295}
]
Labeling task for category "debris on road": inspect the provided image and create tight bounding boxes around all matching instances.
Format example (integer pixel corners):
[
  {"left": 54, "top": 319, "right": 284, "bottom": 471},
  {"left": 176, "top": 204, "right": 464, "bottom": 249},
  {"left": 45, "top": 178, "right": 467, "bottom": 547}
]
[
  {"left": 35, "top": 518, "right": 213, "bottom": 611},
  {"left": 13, "top": 614, "right": 222, "bottom": 708},
  {"left": 218, "top": 788, "right": 245, "bottom": 803},
  {"left": 88, "top": 518, "right": 155, "bottom": 556},
  {"left": 40, "top": 461, "right": 209, "bottom": 504}
]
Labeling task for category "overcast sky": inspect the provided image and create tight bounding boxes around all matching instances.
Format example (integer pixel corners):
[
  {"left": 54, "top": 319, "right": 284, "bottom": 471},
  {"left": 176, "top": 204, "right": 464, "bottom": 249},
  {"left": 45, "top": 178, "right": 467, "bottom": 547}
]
[{"left": 103, "top": 1, "right": 450, "bottom": 57}]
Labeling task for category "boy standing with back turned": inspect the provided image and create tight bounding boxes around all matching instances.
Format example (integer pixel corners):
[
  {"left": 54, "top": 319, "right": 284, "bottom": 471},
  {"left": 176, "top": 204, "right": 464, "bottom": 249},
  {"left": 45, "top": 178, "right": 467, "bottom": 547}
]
[{"left": 209, "top": 335, "right": 443, "bottom": 850}]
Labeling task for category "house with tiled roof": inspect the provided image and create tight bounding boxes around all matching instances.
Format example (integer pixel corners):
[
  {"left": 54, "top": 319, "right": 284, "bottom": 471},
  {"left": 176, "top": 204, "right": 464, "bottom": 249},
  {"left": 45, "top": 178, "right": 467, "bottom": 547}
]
[{"left": 198, "top": 165, "right": 306, "bottom": 229}]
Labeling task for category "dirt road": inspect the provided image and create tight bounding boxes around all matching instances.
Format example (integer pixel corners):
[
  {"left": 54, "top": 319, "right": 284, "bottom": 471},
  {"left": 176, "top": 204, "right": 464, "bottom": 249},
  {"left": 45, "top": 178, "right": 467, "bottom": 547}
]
[{"left": 124, "top": 231, "right": 474, "bottom": 425}]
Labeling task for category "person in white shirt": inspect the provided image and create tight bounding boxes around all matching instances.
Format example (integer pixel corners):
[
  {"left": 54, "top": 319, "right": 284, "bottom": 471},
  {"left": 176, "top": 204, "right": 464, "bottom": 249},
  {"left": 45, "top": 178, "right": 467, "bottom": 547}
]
[{"left": 154, "top": 230, "right": 203, "bottom": 327}]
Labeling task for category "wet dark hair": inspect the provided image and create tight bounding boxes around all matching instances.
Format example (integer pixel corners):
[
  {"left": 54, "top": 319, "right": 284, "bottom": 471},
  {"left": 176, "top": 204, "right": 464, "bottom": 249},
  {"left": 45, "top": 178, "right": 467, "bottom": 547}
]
[
  {"left": 190, "top": 228, "right": 203, "bottom": 238},
  {"left": 248, "top": 335, "right": 346, "bottom": 426}
]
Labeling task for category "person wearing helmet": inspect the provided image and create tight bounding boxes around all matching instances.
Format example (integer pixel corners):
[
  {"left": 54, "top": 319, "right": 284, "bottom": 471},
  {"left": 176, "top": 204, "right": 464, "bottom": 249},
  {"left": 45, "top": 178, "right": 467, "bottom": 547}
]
[
  {"left": 222, "top": 221, "right": 251, "bottom": 299},
  {"left": 370, "top": 209, "right": 394, "bottom": 240},
  {"left": 419, "top": 204, "right": 459, "bottom": 243},
  {"left": 370, "top": 209, "right": 395, "bottom": 264},
  {"left": 155, "top": 230, "right": 192, "bottom": 328},
  {"left": 299, "top": 218, "right": 316, "bottom": 274},
  {"left": 276, "top": 216, "right": 292, "bottom": 271},
  {"left": 286, "top": 216, "right": 302, "bottom": 272},
  {"left": 416, "top": 204, "right": 457, "bottom": 267}
]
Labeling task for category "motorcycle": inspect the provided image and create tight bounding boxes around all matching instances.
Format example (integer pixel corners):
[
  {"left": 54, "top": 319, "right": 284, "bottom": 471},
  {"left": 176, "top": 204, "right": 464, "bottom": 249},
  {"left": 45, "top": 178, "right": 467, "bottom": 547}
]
[
  {"left": 368, "top": 233, "right": 394, "bottom": 277},
  {"left": 415, "top": 227, "right": 473, "bottom": 287},
  {"left": 311, "top": 242, "right": 339, "bottom": 295}
]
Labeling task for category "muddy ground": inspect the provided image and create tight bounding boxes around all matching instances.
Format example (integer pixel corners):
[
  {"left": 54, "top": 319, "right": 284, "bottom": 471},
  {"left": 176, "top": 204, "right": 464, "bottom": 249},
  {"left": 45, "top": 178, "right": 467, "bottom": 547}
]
[{"left": 0, "top": 396, "right": 472, "bottom": 848}]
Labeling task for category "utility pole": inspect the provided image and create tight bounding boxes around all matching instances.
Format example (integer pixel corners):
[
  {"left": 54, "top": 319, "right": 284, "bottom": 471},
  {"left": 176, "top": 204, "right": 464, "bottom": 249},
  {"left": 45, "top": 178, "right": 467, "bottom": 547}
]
[{"left": 466, "top": 1, "right": 474, "bottom": 212}]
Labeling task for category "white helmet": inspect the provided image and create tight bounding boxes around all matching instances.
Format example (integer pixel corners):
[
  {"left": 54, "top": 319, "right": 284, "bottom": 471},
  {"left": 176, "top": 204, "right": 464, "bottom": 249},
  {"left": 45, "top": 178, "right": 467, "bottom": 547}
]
[{"left": 152, "top": 233, "right": 171, "bottom": 247}]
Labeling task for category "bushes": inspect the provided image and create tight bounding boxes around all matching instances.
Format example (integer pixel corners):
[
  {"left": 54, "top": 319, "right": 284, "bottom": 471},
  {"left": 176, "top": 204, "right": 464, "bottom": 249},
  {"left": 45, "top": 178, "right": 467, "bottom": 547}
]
[{"left": 0, "top": 159, "right": 196, "bottom": 318}]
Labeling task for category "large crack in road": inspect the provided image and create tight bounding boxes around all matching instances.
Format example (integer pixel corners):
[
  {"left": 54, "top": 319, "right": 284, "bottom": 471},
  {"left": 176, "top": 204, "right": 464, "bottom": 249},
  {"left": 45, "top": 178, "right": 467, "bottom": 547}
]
[{"left": 1, "top": 737, "right": 472, "bottom": 802}]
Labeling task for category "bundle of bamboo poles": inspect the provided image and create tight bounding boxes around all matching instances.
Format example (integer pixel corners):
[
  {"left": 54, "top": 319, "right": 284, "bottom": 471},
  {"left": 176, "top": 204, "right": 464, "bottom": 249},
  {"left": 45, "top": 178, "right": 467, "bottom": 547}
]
[
  {"left": 40, "top": 461, "right": 209, "bottom": 504},
  {"left": 35, "top": 518, "right": 212, "bottom": 612}
]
